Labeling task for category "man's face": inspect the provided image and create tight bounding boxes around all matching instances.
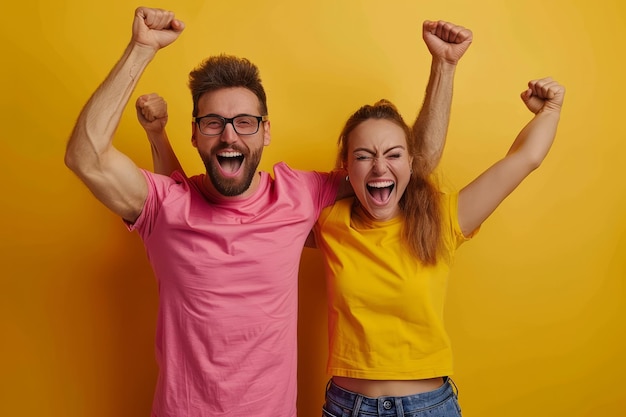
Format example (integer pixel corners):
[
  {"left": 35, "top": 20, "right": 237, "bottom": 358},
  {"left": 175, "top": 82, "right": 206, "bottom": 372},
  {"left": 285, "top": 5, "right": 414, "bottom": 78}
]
[{"left": 192, "top": 87, "right": 270, "bottom": 198}]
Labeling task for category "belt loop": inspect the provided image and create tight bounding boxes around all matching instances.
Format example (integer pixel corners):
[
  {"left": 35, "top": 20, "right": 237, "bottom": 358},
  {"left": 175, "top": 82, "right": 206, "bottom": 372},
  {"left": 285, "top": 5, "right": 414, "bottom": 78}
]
[
  {"left": 448, "top": 377, "right": 459, "bottom": 397},
  {"left": 351, "top": 394, "right": 364, "bottom": 417},
  {"left": 394, "top": 397, "right": 404, "bottom": 417}
]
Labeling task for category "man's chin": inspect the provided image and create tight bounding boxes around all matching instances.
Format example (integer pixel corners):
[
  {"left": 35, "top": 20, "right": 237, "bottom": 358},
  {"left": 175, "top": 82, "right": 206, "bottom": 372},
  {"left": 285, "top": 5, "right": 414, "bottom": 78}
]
[
  {"left": 210, "top": 175, "right": 253, "bottom": 197},
  {"left": 217, "top": 185, "right": 249, "bottom": 197}
]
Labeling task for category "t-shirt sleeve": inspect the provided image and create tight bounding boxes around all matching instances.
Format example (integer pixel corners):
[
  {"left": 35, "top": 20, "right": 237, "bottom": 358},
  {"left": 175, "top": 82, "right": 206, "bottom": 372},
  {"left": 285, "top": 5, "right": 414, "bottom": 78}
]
[
  {"left": 125, "top": 170, "right": 184, "bottom": 239},
  {"left": 274, "top": 162, "right": 343, "bottom": 219},
  {"left": 443, "top": 191, "right": 479, "bottom": 249},
  {"left": 313, "top": 169, "right": 343, "bottom": 207}
]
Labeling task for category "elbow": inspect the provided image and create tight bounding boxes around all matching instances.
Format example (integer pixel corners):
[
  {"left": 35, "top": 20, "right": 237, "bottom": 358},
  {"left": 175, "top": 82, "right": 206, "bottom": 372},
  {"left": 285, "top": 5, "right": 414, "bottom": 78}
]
[
  {"left": 64, "top": 139, "right": 100, "bottom": 176},
  {"left": 525, "top": 157, "right": 543, "bottom": 173},
  {"left": 64, "top": 145, "right": 79, "bottom": 173},
  {"left": 64, "top": 140, "right": 89, "bottom": 175},
  {"left": 65, "top": 127, "right": 84, "bottom": 173},
  {"left": 525, "top": 151, "right": 548, "bottom": 172},
  {"left": 512, "top": 147, "right": 549, "bottom": 173}
]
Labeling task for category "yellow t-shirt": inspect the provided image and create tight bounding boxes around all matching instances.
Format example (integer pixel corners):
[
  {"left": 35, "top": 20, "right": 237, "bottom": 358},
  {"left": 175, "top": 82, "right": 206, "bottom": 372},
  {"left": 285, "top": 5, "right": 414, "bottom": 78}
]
[{"left": 313, "top": 192, "right": 473, "bottom": 380}]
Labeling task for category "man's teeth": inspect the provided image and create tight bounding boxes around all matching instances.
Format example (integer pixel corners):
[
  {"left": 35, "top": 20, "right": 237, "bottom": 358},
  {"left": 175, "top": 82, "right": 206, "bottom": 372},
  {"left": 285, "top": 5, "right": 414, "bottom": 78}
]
[
  {"left": 367, "top": 180, "right": 394, "bottom": 188},
  {"left": 218, "top": 151, "right": 243, "bottom": 158}
]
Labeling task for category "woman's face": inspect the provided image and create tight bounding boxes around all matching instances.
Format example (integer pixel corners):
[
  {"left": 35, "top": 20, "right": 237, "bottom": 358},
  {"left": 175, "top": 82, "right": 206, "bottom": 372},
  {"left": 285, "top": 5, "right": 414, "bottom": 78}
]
[{"left": 346, "top": 119, "right": 413, "bottom": 221}]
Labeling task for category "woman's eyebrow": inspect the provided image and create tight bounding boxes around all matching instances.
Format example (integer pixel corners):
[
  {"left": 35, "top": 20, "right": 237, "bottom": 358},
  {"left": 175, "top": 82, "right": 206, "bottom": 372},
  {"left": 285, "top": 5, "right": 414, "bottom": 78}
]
[{"left": 352, "top": 145, "right": 406, "bottom": 154}]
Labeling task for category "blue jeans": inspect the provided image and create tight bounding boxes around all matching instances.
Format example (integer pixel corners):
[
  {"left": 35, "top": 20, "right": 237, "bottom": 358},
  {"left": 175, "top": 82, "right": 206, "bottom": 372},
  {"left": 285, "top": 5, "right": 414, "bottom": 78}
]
[{"left": 322, "top": 377, "right": 462, "bottom": 417}]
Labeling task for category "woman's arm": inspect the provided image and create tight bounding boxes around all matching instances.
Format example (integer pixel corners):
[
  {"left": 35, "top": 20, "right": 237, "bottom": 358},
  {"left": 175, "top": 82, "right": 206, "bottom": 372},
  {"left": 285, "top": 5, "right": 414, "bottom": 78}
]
[{"left": 458, "top": 77, "right": 565, "bottom": 236}]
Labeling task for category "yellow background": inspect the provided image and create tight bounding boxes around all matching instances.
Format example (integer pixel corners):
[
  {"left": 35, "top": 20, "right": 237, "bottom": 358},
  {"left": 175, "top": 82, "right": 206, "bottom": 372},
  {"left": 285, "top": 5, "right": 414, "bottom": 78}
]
[{"left": 1, "top": 0, "right": 625, "bottom": 416}]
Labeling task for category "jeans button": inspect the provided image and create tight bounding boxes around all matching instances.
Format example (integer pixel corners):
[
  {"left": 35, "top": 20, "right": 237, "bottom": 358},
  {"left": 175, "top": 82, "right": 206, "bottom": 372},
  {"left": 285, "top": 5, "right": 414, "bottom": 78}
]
[{"left": 383, "top": 400, "right": 392, "bottom": 410}]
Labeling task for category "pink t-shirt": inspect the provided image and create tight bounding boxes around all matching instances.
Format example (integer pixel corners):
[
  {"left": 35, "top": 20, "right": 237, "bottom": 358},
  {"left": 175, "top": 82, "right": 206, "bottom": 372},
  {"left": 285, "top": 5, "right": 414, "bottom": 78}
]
[{"left": 129, "top": 162, "right": 340, "bottom": 417}]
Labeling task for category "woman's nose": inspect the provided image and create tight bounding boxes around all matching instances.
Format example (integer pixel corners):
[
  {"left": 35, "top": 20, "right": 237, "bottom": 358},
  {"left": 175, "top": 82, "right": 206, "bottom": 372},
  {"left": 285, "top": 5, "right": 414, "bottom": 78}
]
[{"left": 372, "top": 157, "right": 387, "bottom": 174}]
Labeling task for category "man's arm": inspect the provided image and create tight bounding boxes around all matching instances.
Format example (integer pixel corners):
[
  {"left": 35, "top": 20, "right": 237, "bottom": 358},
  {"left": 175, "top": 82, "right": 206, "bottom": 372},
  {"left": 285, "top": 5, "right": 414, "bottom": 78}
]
[
  {"left": 136, "top": 93, "right": 185, "bottom": 176},
  {"left": 412, "top": 20, "right": 473, "bottom": 174},
  {"left": 458, "top": 77, "right": 565, "bottom": 236},
  {"left": 64, "top": 8, "right": 184, "bottom": 222}
]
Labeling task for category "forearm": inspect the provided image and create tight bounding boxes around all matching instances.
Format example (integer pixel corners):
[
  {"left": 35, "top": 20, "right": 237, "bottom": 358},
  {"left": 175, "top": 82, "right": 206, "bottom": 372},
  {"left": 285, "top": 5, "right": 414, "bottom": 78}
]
[
  {"left": 412, "top": 57, "right": 457, "bottom": 173},
  {"left": 66, "top": 43, "right": 156, "bottom": 172},
  {"left": 507, "top": 110, "right": 561, "bottom": 169},
  {"left": 148, "top": 130, "right": 185, "bottom": 175}
]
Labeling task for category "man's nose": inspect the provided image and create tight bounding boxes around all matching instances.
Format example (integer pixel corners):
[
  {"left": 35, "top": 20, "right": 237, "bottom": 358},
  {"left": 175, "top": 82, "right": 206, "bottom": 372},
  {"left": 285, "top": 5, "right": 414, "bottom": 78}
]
[{"left": 219, "top": 122, "right": 238, "bottom": 144}]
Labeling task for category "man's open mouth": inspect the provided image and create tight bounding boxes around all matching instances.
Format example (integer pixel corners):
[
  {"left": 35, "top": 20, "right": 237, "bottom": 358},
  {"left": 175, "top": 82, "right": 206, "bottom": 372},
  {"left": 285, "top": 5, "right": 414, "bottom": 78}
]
[{"left": 217, "top": 151, "right": 244, "bottom": 174}]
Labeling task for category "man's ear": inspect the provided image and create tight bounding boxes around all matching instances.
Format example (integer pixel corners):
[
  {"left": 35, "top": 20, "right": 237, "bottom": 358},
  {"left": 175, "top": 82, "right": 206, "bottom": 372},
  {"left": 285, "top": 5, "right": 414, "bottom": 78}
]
[
  {"left": 263, "top": 120, "right": 271, "bottom": 146},
  {"left": 191, "top": 122, "right": 198, "bottom": 148}
]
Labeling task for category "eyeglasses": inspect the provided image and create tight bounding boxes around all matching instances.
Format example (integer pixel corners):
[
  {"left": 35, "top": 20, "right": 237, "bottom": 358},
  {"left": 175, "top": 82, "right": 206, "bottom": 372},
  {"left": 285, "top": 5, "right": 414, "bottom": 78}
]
[{"left": 193, "top": 114, "right": 268, "bottom": 136}]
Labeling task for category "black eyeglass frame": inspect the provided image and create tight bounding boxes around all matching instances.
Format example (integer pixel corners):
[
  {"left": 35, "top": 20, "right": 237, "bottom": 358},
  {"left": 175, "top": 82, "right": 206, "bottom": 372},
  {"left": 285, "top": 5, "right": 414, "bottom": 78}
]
[{"left": 193, "top": 113, "right": 269, "bottom": 136}]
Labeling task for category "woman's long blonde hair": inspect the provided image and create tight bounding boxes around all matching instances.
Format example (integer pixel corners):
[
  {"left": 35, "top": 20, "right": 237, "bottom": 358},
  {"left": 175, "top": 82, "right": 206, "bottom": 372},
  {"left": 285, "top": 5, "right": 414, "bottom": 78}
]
[{"left": 336, "top": 100, "right": 443, "bottom": 265}]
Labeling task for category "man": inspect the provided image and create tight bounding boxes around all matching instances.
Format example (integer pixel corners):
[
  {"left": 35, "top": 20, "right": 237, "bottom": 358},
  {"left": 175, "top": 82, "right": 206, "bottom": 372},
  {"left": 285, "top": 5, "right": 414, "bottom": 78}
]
[{"left": 65, "top": 7, "right": 472, "bottom": 417}]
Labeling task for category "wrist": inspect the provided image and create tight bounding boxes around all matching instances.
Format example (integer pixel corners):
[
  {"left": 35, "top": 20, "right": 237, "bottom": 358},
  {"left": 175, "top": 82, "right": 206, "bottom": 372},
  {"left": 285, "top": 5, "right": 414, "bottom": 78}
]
[
  {"left": 431, "top": 57, "right": 458, "bottom": 73},
  {"left": 124, "top": 41, "right": 158, "bottom": 65}
]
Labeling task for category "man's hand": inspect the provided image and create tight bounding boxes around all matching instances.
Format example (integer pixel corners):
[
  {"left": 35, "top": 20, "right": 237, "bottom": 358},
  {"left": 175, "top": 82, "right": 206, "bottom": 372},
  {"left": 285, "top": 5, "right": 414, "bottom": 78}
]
[
  {"left": 136, "top": 93, "right": 168, "bottom": 134},
  {"left": 422, "top": 20, "right": 473, "bottom": 65},
  {"left": 521, "top": 77, "right": 566, "bottom": 115},
  {"left": 132, "top": 7, "right": 185, "bottom": 51}
]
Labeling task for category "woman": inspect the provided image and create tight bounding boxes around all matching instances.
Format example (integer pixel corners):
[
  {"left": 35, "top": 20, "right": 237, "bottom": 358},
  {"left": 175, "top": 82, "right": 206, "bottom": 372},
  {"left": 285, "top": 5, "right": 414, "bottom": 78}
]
[{"left": 313, "top": 77, "right": 564, "bottom": 416}]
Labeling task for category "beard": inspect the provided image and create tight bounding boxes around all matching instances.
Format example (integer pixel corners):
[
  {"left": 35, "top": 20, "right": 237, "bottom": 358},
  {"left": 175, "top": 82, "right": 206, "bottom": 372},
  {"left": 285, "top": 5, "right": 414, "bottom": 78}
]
[{"left": 201, "top": 146, "right": 263, "bottom": 197}]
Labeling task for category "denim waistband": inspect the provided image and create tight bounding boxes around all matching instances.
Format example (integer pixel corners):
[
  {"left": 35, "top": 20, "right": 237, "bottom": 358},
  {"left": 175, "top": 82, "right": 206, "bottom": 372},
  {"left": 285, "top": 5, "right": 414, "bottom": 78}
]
[{"left": 326, "top": 377, "right": 456, "bottom": 415}]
